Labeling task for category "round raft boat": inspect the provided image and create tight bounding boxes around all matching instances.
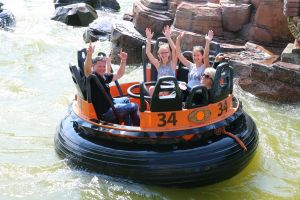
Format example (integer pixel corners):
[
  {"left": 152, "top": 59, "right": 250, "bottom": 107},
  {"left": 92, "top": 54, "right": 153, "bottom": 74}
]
[{"left": 55, "top": 48, "right": 258, "bottom": 187}]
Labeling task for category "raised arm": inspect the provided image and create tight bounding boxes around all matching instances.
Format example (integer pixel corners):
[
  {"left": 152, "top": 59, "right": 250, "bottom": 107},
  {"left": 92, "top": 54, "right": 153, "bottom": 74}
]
[
  {"left": 162, "top": 25, "right": 177, "bottom": 71},
  {"left": 203, "top": 30, "right": 214, "bottom": 68},
  {"left": 84, "top": 42, "right": 95, "bottom": 77},
  {"left": 176, "top": 32, "right": 192, "bottom": 68},
  {"left": 105, "top": 54, "right": 112, "bottom": 73},
  {"left": 112, "top": 49, "right": 127, "bottom": 81},
  {"left": 145, "top": 28, "right": 159, "bottom": 69}
]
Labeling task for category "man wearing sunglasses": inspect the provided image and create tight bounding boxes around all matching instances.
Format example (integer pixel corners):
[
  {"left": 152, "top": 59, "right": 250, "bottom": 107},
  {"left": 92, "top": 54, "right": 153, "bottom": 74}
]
[{"left": 84, "top": 42, "right": 140, "bottom": 126}]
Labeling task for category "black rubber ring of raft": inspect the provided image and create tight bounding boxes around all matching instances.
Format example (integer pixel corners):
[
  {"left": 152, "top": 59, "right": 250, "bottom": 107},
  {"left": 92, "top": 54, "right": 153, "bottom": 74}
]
[{"left": 54, "top": 105, "right": 259, "bottom": 187}]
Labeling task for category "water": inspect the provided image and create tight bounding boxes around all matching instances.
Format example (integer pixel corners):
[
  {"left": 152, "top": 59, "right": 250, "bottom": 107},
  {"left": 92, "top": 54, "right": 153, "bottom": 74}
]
[{"left": 0, "top": 0, "right": 299, "bottom": 199}]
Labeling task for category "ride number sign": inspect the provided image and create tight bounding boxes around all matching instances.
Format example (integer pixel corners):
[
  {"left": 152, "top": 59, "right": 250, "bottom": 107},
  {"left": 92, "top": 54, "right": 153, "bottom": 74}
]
[
  {"left": 140, "top": 96, "right": 234, "bottom": 130},
  {"left": 157, "top": 112, "right": 177, "bottom": 127}
]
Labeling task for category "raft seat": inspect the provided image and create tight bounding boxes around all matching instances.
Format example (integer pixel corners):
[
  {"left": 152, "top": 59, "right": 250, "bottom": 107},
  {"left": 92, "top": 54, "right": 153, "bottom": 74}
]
[
  {"left": 77, "top": 48, "right": 87, "bottom": 75},
  {"left": 150, "top": 76, "right": 182, "bottom": 112},
  {"left": 185, "top": 86, "right": 209, "bottom": 109},
  {"left": 69, "top": 64, "right": 87, "bottom": 100},
  {"left": 210, "top": 62, "right": 233, "bottom": 103},
  {"left": 86, "top": 74, "right": 123, "bottom": 124}
]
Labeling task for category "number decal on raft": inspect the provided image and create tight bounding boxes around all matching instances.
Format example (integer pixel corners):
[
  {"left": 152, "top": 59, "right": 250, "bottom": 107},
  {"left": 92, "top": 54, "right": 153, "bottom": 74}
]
[
  {"left": 217, "top": 100, "right": 228, "bottom": 116},
  {"left": 157, "top": 112, "right": 177, "bottom": 127}
]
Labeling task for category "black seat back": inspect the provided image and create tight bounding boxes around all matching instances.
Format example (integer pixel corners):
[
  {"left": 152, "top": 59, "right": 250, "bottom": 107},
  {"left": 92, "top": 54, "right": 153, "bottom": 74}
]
[
  {"left": 209, "top": 42, "right": 222, "bottom": 66},
  {"left": 150, "top": 76, "right": 182, "bottom": 112},
  {"left": 177, "top": 51, "right": 192, "bottom": 83},
  {"left": 69, "top": 64, "right": 87, "bottom": 100},
  {"left": 185, "top": 86, "right": 209, "bottom": 109},
  {"left": 210, "top": 62, "right": 233, "bottom": 103},
  {"left": 77, "top": 48, "right": 87, "bottom": 75},
  {"left": 142, "top": 45, "right": 148, "bottom": 82}
]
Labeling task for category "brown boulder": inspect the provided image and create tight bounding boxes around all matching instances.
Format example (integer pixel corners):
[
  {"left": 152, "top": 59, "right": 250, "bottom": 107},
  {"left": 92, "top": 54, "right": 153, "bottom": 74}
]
[
  {"left": 239, "top": 77, "right": 300, "bottom": 102},
  {"left": 281, "top": 43, "right": 300, "bottom": 64},
  {"left": 171, "top": 27, "right": 206, "bottom": 51},
  {"left": 250, "top": 0, "right": 260, "bottom": 9},
  {"left": 283, "top": 0, "right": 300, "bottom": 16},
  {"left": 123, "top": 12, "right": 133, "bottom": 22},
  {"left": 238, "top": 60, "right": 300, "bottom": 103},
  {"left": 222, "top": 3, "right": 252, "bottom": 32},
  {"left": 111, "top": 20, "right": 147, "bottom": 64},
  {"left": 252, "top": 1, "right": 292, "bottom": 42},
  {"left": 133, "top": 0, "right": 173, "bottom": 38},
  {"left": 272, "top": 61, "right": 300, "bottom": 86},
  {"left": 249, "top": 26, "right": 273, "bottom": 43},
  {"left": 173, "top": 2, "right": 223, "bottom": 36},
  {"left": 209, "top": 0, "right": 220, "bottom": 3}
]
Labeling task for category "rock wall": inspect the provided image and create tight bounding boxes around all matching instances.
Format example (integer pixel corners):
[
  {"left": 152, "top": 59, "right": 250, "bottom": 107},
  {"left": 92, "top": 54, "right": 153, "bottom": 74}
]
[
  {"left": 247, "top": 0, "right": 292, "bottom": 43},
  {"left": 238, "top": 61, "right": 300, "bottom": 103},
  {"left": 107, "top": 0, "right": 300, "bottom": 102},
  {"left": 122, "top": 0, "right": 294, "bottom": 57},
  {"left": 112, "top": 0, "right": 294, "bottom": 63},
  {"left": 133, "top": 0, "right": 173, "bottom": 38},
  {"left": 226, "top": 42, "right": 300, "bottom": 103}
]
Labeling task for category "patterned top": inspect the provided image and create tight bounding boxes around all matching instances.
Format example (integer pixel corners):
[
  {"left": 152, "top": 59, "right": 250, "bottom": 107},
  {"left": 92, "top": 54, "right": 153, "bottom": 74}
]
[
  {"left": 187, "top": 63, "right": 205, "bottom": 88},
  {"left": 157, "top": 63, "right": 175, "bottom": 79}
]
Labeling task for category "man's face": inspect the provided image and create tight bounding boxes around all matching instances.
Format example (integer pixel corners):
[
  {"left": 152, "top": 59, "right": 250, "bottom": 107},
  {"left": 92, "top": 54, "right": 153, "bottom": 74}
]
[{"left": 93, "top": 60, "right": 106, "bottom": 75}]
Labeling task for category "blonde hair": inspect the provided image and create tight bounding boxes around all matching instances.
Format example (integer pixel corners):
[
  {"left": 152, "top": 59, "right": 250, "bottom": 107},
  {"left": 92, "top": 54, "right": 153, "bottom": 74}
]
[
  {"left": 204, "top": 67, "right": 216, "bottom": 80},
  {"left": 157, "top": 44, "right": 171, "bottom": 64}
]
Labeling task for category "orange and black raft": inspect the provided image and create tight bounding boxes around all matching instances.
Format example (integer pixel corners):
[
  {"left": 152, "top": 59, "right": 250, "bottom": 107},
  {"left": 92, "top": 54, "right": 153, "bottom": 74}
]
[{"left": 55, "top": 48, "right": 259, "bottom": 187}]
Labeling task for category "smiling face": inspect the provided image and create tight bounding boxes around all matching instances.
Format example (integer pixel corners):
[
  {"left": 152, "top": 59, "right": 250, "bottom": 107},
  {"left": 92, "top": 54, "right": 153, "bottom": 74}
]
[
  {"left": 158, "top": 44, "right": 171, "bottom": 64},
  {"left": 192, "top": 46, "right": 204, "bottom": 65},
  {"left": 200, "top": 68, "right": 216, "bottom": 89},
  {"left": 93, "top": 60, "right": 106, "bottom": 76},
  {"left": 200, "top": 73, "right": 213, "bottom": 89}
]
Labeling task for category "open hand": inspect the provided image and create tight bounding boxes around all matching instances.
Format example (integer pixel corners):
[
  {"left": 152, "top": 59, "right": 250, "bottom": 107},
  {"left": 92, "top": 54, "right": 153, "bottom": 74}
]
[
  {"left": 176, "top": 32, "right": 184, "bottom": 42},
  {"left": 178, "top": 82, "right": 187, "bottom": 90},
  {"left": 87, "top": 41, "right": 95, "bottom": 56},
  {"left": 205, "top": 30, "right": 214, "bottom": 42},
  {"left": 162, "top": 25, "right": 171, "bottom": 38},
  {"left": 215, "top": 53, "right": 225, "bottom": 62},
  {"left": 145, "top": 28, "right": 154, "bottom": 40},
  {"left": 118, "top": 48, "right": 127, "bottom": 61}
]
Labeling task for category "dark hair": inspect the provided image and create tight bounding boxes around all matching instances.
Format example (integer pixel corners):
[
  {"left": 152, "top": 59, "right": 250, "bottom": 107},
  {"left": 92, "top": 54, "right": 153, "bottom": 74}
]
[
  {"left": 193, "top": 46, "right": 204, "bottom": 56},
  {"left": 97, "top": 52, "right": 106, "bottom": 57},
  {"left": 92, "top": 55, "right": 106, "bottom": 64}
]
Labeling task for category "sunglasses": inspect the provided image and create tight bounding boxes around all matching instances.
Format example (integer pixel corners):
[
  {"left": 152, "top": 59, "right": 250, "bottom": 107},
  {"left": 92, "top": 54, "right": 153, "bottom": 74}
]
[{"left": 201, "top": 74, "right": 213, "bottom": 80}]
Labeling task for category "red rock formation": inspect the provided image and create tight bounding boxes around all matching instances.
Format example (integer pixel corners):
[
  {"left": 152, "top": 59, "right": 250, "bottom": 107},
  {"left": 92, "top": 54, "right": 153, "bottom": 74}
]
[
  {"left": 239, "top": 61, "right": 300, "bottom": 103},
  {"left": 246, "top": 0, "right": 293, "bottom": 43},
  {"left": 133, "top": 0, "right": 173, "bottom": 38},
  {"left": 222, "top": 3, "right": 251, "bottom": 32},
  {"left": 173, "top": 2, "right": 223, "bottom": 36}
]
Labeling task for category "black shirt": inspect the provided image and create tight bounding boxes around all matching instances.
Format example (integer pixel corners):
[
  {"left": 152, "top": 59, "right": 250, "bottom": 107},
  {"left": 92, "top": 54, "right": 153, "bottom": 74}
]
[{"left": 91, "top": 72, "right": 114, "bottom": 116}]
